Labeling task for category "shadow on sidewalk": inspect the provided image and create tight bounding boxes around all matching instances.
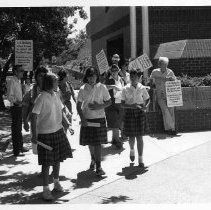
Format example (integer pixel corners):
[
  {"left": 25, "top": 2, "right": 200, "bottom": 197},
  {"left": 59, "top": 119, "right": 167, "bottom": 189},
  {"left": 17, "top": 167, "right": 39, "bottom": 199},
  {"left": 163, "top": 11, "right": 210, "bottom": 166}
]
[
  {"left": 0, "top": 169, "right": 72, "bottom": 204},
  {"left": 71, "top": 169, "right": 106, "bottom": 189},
  {"left": 117, "top": 163, "right": 148, "bottom": 180},
  {"left": 149, "top": 133, "right": 182, "bottom": 140},
  {"left": 0, "top": 111, "right": 11, "bottom": 133},
  {"left": 101, "top": 144, "right": 125, "bottom": 159},
  {"left": 101, "top": 195, "right": 133, "bottom": 204}
]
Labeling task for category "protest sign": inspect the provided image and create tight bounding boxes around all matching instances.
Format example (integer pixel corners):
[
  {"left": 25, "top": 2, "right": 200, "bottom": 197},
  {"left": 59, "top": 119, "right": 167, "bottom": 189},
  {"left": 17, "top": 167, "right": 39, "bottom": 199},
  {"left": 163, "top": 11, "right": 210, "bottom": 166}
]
[
  {"left": 96, "top": 49, "right": 109, "bottom": 74},
  {"left": 166, "top": 80, "right": 183, "bottom": 107},
  {"left": 128, "top": 59, "right": 139, "bottom": 71},
  {"left": 15, "top": 40, "right": 33, "bottom": 71},
  {"left": 136, "top": 53, "right": 152, "bottom": 72},
  {"left": 128, "top": 53, "right": 152, "bottom": 72}
]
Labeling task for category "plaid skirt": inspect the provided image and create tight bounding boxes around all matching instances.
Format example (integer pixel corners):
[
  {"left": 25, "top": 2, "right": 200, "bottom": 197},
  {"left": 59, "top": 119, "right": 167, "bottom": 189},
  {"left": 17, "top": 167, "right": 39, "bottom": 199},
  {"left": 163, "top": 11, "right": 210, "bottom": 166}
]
[
  {"left": 80, "top": 118, "right": 108, "bottom": 146},
  {"left": 123, "top": 108, "right": 146, "bottom": 137},
  {"left": 37, "top": 128, "right": 72, "bottom": 165},
  {"left": 105, "top": 103, "right": 123, "bottom": 129}
]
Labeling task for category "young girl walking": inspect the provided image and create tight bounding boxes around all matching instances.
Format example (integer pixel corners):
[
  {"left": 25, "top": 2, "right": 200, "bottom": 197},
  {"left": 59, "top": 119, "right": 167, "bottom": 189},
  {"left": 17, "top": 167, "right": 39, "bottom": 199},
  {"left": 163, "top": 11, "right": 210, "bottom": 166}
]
[
  {"left": 121, "top": 69, "right": 150, "bottom": 167},
  {"left": 31, "top": 72, "right": 73, "bottom": 201},
  {"left": 77, "top": 67, "right": 111, "bottom": 176}
]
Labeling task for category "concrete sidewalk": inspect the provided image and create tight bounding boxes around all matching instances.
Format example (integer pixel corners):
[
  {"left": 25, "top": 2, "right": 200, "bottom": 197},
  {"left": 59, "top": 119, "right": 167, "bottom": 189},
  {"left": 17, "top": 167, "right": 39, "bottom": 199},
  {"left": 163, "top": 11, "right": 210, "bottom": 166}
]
[{"left": 1, "top": 106, "right": 211, "bottom": 204}]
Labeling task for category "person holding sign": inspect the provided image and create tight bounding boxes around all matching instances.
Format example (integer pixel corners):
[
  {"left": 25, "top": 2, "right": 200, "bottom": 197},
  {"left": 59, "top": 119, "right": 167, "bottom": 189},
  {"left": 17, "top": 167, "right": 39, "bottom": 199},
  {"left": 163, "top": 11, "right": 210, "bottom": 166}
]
[
  {"left": 31, "top": 73, "right": 73, "bottom": 201},
  {"left": 150, "top": 57, "right": 177, "bottom": 136},
  {"left": 121, "top": 69, "right": 150, "bottom": 167},
  {"left": 77, "top": 67, "right": 111, "bottom": 176}
]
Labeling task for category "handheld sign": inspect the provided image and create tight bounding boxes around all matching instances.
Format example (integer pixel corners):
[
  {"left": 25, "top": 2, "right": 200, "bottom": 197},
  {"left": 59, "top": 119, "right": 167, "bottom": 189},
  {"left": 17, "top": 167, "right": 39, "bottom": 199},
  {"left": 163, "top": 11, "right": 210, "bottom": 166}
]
[
  {"left": 15, "top": 40, "right": 33, "bottom": 71},
  {"left": 136, "top": 53, "right": 152, "bottom": 72},
  {"left": 166, "top": 80, "right": 183, "bottom": 107},
  {"left": 128, "top": 53, "right": 152, "bottom": 72},
  {"left": 96, "top": 49, "right": 109, "bottom": 74},
  {"left": 128, "top": 59, "right": 139, "bottom": 71}
]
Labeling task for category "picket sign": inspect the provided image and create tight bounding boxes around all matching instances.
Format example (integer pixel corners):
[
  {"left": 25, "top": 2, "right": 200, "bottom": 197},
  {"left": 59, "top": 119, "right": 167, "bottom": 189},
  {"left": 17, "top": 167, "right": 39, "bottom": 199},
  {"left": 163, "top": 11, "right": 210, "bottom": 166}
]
[
  {"left": 166, "top": 80, "right": 183, "bottom": 107},
  {"left": 96, "top": 49, "right": 110, "bottom": 74},
  {"left": 128, "top": 53, "right": 152, "bottom": 72},
  {"left": 15, "top": 40, "right": 33, "bottom": 71}
]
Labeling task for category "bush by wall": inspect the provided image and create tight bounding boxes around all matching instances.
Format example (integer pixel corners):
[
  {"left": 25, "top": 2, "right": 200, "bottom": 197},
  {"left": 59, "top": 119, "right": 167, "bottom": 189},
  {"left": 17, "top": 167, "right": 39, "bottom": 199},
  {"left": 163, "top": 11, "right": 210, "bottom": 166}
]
[{"left": 177, "top": 73, "right": 211, "bottom": 87}]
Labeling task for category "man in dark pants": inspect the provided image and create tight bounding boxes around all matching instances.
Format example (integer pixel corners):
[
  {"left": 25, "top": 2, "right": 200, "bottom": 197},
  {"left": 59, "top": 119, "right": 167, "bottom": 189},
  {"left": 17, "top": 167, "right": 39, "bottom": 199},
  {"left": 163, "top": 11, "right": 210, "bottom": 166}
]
[{"left": 7, "top": 65, "right": 28, "bottom": 156}]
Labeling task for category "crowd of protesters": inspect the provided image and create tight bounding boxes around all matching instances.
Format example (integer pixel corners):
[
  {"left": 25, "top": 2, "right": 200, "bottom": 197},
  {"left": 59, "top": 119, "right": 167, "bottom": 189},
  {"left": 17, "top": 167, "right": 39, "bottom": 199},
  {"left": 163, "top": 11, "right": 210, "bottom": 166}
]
[{"left": 5, "top": 53, "right": 177, "bottom": 201}]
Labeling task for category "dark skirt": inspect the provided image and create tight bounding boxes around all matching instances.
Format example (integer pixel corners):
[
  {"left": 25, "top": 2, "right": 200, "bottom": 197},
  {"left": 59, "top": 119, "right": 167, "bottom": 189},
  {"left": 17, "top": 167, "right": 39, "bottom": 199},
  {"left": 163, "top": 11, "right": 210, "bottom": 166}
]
[
  {"left": 37, "top": 128, "right": 72, "bottom": 165},
  {"left": 80, "top": 118, "right": 108, "bottom": 146},
  {"left": 105, "top": 103, "right": 123, "bottom": 129},
  {"left": 123, "top": 108, "right": 146, "bottom": 137}
]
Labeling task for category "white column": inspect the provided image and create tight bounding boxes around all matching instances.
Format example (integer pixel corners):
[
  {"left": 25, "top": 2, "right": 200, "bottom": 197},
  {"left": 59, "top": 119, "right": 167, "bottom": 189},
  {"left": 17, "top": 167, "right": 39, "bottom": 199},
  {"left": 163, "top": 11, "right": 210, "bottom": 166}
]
[
  {"left": 142, "top": 6, "right": 150, "bottom": 55},
  {"left": 142, "top": 6, "right": 150, "bottom": 84},
  {"left": 130, "top": 6, "right": 137, "bottom": 59}
]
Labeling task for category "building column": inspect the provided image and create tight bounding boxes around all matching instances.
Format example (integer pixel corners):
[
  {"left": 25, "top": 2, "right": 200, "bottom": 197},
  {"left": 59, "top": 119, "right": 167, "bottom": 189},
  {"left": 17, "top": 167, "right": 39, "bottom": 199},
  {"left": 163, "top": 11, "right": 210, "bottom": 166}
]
[
  {"left": 142, "top": 6, "right": 150, "bottom": 84},
  {"left": 130, "top": 6, "right": 137, "bottom": 59}
]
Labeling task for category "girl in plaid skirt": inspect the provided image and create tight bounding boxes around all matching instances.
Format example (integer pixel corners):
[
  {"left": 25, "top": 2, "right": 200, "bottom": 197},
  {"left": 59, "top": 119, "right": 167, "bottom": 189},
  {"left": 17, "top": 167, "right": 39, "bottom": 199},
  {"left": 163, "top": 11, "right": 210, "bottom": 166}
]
[
  {"left": 77, "top": 67, "right": 111, "bottom": 176},
  {"left": 31, "top": 73, "right": 72, "bottom": 201},
  {"left": 121, "top": 69, "right": 150, "bottom": 167}
]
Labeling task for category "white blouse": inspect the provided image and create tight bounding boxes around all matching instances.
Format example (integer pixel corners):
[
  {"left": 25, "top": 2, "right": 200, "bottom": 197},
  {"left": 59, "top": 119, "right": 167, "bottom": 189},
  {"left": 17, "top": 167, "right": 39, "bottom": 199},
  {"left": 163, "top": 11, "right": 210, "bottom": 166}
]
[
  {"left": 77, "top": 83, "right": 111, "bottom": 119},
  {"left": 122, "top": 83, "right": 149, "bottom": 105}
]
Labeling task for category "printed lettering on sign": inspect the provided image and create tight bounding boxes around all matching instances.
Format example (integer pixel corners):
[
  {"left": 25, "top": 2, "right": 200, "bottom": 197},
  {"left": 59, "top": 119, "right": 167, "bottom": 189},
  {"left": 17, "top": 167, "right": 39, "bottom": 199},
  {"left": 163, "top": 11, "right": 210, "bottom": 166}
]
[
  {"left": 15, "top": 40, "right": 33, "bottom": 71},
  {"left": 96, "top": 49, "right": 110, "bottom": 74},
  {"left": 166, "top": 80, "right": 183, "bottom": 107}
]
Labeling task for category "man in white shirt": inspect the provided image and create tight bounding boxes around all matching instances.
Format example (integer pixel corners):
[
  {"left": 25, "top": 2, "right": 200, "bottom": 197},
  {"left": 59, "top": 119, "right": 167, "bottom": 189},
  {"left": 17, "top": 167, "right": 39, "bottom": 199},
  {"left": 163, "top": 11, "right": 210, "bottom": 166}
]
[
  {"left": 7, "top": 65, "right": 28, "bottom": 156},
  {"left": 150, "top": 57, "right": 177, "bottom": 136}
]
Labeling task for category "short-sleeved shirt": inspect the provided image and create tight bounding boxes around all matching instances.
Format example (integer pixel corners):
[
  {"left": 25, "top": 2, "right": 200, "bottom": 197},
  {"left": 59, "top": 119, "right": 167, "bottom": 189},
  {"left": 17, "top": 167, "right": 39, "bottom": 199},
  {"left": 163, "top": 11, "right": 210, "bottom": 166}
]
[
  {"left": 77, "top": 82, "right": 111, "bottom": 119},
  {"left": 150, "top": 68, "right": 175, "bottom": 98},
  {"left": 32, "top": 91, "right": 63, "bottom": 134},
  {"left": 105, "top": 75, "right": 124, "bottom": 103},
  {"left": 122, "top": 83, "right": 150, "bottom": 105},
  {"left": 7, "top": 76, "right": 23, "bottom": 106}
]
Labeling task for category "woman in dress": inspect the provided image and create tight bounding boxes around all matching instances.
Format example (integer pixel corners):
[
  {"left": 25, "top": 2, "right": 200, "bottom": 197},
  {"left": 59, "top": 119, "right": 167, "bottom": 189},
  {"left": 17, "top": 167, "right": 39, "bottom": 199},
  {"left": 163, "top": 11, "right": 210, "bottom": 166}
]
[{"left": 77, "top": 67, "right": 111, "bottom": 176}]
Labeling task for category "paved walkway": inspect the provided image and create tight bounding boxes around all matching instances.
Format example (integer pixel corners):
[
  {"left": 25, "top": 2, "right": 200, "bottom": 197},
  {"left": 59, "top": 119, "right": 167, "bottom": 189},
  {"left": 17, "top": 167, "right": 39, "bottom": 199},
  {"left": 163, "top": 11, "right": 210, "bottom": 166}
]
[{"left": 1, "top": 104, "right": 211, "bottom": 204}]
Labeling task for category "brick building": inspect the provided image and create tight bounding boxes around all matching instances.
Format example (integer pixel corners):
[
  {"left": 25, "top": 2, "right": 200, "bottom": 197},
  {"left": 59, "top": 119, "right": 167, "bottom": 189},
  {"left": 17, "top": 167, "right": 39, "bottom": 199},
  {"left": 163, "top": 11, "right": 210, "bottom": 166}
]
[{"left": 87, "top": 6, "right": 211, "bottom": 76}]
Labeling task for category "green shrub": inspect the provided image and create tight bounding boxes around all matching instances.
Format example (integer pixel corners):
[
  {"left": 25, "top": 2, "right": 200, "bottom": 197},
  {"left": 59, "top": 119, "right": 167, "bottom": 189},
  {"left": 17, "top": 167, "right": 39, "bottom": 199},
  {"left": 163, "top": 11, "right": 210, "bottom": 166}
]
[{"left": 177, "top": 74, "right": 211, "bottom": 87}]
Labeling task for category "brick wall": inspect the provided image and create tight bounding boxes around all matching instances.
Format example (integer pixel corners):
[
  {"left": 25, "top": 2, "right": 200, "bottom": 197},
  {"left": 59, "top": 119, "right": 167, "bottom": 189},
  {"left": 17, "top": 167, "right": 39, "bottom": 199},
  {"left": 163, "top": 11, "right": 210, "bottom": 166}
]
[
  {"left": 146, "top": 107, "right": 211, "bottom": 134},
  {"left": 176, "top": 109, "right": 211, "bottom": 132},
  {"left": 148, "top": 7, "right": 211, "bottom": 46}
]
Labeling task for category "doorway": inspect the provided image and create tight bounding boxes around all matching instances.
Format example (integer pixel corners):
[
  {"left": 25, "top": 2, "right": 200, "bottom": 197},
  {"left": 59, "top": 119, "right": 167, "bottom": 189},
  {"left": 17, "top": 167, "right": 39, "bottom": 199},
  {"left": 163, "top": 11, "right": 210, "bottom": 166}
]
[{"left": 107, "top": 34, "right": 124, "bottom": 67}]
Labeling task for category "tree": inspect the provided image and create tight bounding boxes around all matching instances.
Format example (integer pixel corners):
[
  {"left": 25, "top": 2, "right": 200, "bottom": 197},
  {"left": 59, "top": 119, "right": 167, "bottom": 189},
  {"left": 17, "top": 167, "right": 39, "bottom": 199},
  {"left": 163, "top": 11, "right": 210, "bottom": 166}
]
[
  {"left": 59, "top": 30, "right": 88, "bottom": 64},
  {"left": 0, "top": 7, "right": 87, "bottom": 110}
]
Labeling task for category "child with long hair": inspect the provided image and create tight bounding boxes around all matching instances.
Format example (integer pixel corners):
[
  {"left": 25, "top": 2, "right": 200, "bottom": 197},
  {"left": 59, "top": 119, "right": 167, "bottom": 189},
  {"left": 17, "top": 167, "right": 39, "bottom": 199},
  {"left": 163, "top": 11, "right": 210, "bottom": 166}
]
[{"left": 77, "top": 67, "right": 111, "bottom": 176}]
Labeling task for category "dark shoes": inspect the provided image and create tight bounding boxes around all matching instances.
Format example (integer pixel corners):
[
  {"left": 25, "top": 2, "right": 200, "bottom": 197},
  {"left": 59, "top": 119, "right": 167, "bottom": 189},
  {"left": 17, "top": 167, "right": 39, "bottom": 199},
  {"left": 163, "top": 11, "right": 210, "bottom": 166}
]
[
  {"left": 96, "top": 167, "right": 106, "bottom": 176},
  {"left": 166, "top": 130, "right": 178, "bottom": 136},
  {"left": 130, "top": 150, "right": 135, "bottom": 162},
  {"left": 89, "top": 160, "right": 95, "bottom": 171},
  {"left": 111, "top": 139, "right": 123, "bottom": 149},
  {"left": 13, "top": 147, "right": 29, "bottom": 157},
  {"left": 138, "top": 162, "right": 145, "bottom": 168},
  {"left": 21, "top": 147, "right": 29, "bottom": 153}
]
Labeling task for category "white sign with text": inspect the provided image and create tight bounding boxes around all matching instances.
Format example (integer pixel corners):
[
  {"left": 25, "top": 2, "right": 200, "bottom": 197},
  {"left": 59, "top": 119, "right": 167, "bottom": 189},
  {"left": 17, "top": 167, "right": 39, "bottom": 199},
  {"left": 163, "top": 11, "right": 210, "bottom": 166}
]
[
  {"left": 96, "top": 49, "right": 109, "bottom": 74},
  {"left": 166, "top": 80, "right": 183, "bottom": 107},
  {"left": 128, "top": 53, "right": 152, "bottom": 72},
  {"left": 15, "top": 40, "right": 33, "bottom": 71}
]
